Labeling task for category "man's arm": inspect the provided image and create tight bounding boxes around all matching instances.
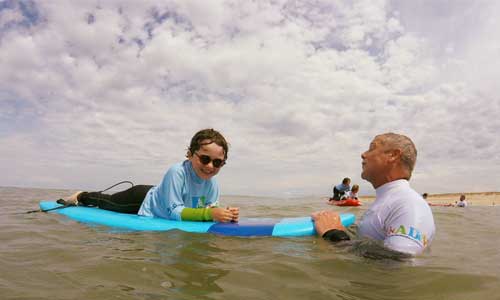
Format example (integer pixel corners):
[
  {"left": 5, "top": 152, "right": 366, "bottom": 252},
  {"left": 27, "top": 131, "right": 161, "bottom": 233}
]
[
  {"left": 311, "top": 211, "right": 350, "bottom": 242},
  {"left": 311, "top": 210, "right": 413, "bottom": 260},
  {"left": 382, "top": 204, "right": 433, "bottom": 255},
  {"left": 383, "top": 232, "right": 427, "bottom": 255},
  {"left": 350, "top": 239, "right": 412, "bottom": 260}
]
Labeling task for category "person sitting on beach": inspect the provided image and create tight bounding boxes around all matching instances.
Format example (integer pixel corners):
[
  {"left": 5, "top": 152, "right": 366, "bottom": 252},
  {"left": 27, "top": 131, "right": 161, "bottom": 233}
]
[
  {"left": 343, "top": 184, "right": 359, "bottom": 200},
  {"left": 312, "top": 133, "right": 435, "bottom": 256},
  {"left": 62, "top": 129, "right": 239, "bottom": 223},
  {"left": 456, "top": 195, "right": 468, "bottom": 207},
  {"left": 331, "top": 177, "right": 351, "bottom": 201}
]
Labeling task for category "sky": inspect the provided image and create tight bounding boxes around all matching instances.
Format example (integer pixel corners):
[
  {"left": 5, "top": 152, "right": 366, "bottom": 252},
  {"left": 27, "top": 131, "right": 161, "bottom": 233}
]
[{"left": 1, "top": 0, "right": 499, "bottom": 197}]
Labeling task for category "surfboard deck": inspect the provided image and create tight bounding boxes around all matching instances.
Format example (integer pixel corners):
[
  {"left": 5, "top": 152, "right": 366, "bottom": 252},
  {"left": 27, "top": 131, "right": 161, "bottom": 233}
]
[{"left": 39, "top": 201, "right": 356, "bottom": 237}]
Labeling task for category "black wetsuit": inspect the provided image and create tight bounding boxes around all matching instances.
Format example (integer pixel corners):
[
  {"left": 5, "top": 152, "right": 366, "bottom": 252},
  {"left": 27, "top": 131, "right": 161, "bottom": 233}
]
[{"left": 78, "top": 185, "right": 153, "bottom": 214}]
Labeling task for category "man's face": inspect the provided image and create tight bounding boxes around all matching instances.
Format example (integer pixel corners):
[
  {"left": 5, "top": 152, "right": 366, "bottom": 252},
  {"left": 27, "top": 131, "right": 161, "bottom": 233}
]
[{"left": 361, "top": 137, "right": 391, "bottom": 184}]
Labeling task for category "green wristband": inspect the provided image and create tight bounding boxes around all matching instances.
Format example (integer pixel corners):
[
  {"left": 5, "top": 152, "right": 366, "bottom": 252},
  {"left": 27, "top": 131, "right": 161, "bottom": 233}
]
[{"left": 180, "top": 207, "right": 213, "bottom": 221}]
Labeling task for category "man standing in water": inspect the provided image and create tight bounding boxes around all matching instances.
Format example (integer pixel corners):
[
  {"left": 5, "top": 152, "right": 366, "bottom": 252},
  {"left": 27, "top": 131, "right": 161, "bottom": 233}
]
[
  {"left": 456, "top": 195, "right": 468, "bottom": 207},
  {"left": 312, "top": 133, "right": 435, "bottom": 255},
  {"left": 331, "top": 177, "right": 351, "bottom": 200}
]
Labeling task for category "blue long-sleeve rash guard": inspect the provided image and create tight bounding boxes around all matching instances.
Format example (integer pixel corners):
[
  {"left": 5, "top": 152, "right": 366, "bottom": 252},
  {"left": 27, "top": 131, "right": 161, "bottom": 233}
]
[{"left": 138, "top": 160, "right": 220, "bottom": 220}]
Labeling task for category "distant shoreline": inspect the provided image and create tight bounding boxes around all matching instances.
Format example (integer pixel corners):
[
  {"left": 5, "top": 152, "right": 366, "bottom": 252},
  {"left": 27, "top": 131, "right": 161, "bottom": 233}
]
[
  {"left": 1, "top": 186, "right": 499, "bottom": 206},
  {"left": 360, "top": 191, "right": 500, "bottom": 206}
]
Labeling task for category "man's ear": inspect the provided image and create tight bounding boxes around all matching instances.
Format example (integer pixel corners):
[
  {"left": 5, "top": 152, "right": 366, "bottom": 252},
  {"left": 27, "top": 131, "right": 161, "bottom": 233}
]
[{"left": 389, "top": 149, "right": 402, "bottom": 162}]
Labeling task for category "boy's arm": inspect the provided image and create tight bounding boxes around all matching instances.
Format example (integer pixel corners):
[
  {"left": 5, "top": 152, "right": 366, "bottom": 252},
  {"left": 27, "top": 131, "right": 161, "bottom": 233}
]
[
  {"left": 181, "top": 207, "right": 213, "bottom": 221},
  {"left": 181, "top": 207, "right": 235, "bottom": 222},
  {"left": 157, "top": 165, "right": 187, "bottom": 220}
]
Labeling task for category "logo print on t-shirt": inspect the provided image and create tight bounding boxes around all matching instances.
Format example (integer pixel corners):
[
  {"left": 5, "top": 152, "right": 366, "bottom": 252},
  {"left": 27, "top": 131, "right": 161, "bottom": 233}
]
[
  {"left": 388, "top": 225, "right": 429, "bottom": 247},
  {"left": 192, "top": 196, "right": 207, "bottom": 208}
]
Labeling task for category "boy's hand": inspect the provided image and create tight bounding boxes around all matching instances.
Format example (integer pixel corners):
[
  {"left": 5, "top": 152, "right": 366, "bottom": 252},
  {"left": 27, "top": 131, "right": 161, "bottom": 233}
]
[
  {"left": 228, "top": 207, "right": 239, "bottom": 222},
  {"left": 211, "top": 207, "right": 234, "bottom": 223}
]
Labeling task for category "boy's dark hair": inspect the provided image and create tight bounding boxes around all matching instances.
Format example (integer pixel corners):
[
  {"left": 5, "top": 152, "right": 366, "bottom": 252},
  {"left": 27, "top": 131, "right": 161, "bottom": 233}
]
[
  {"left": 187, "top": 128, "right": 229, "bottom": 160},
  {"left": 342, "top": 177, "right": 351, "bottom": 185}
]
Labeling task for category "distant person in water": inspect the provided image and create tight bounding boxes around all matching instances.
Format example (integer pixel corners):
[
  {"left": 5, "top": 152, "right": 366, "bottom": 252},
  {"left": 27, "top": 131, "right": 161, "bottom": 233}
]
[
  {"left": 312, "top": 133, "right": 436, "bottom": 256},
  {"left": 331, "top": 177, "right": 351, "bottom": 201},
  {"left": 62, "top": 129, "right": 239, "bottom": 223},
  {"left": 327, "top": 183, "right": 358, "bottom": 205},
  {"left": 344, "top": 184, "right": 359, "bottom": 200},
  {"left": 422, "top": 193, "right": 428, "bottom": 200},
  {"left": 456, "top": 195, "right": 468, "bottom": 207}
]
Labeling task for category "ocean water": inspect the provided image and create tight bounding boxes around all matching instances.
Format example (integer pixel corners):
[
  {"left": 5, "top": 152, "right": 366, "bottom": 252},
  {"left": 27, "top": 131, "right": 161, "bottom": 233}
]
[{"left": 1, "top": 186, "right": 500, "bottom": 300}]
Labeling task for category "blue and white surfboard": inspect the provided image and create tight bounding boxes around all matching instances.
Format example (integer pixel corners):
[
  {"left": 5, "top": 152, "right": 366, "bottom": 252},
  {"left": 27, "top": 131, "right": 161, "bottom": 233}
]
[{"left": 39, "top": 201, "right": 355, "bottom": 237}]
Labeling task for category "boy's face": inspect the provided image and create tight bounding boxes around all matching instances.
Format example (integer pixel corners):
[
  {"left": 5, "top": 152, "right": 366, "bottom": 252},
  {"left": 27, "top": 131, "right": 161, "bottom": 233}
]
[{"left": 189, "top": 139, "right": 226, "bottom": 180}]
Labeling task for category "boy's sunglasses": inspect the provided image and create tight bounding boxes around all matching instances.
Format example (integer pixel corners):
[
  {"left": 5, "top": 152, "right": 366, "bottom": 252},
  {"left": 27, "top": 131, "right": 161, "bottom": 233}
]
[{"left": 195, "top": 153, "right": 226, "bottom": 168}]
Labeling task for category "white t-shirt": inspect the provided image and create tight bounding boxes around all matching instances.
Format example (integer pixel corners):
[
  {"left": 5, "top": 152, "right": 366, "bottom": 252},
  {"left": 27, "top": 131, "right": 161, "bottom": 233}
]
[
  {"left": 456, "top": 200, "right": 468, "bottom": 207},
  {"left": 358, "top": 179, "right": 435, "bottom": 255}
]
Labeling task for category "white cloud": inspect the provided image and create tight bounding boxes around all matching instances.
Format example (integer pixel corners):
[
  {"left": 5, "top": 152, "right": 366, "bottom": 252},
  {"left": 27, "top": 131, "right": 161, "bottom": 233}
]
[
  {"left": 0, "top": 5, "right": 24, "bottom": 28},
  {"left": 1, "top": 0, "right": 499, "bottom": 196}
]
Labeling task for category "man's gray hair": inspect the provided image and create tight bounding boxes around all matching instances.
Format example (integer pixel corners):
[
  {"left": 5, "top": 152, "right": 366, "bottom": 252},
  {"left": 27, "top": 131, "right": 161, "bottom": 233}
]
[{"left": 377, "top": 133, "right": 417, "bottom": 176}]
